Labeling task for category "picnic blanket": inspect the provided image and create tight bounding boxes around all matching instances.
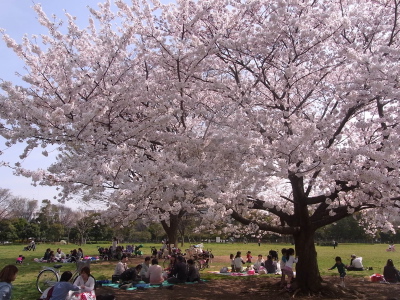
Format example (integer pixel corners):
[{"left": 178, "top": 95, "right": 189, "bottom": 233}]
[
  {"left": 208, "top": 271, "right": 259, "bottom": 276},
  {"left": 208, "top": 271, "right": 290, "bottom": 276},
  {"left": 101, "top": 280, "right": 203, "bottom": 291}
]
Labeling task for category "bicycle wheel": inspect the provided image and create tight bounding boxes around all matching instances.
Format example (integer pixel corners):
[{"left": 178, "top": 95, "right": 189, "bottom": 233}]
[
  {"left": 36, "top": 269, "right": 59, "bottom": 293},
  {"left": 71, "top": 271, "right": 79, "bottom": 285}
]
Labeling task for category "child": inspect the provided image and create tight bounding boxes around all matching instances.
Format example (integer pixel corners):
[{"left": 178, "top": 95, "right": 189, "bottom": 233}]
[
  {"left": 280, "top": 248, "right": 287, "bottom": 287},
  {"left": 282, "top": 248, "right": 297, "bottom": 291},
  {"left": 253, "top": 254, "right": 264, "bottom": 272},
  {"left": 15, "top": 255, "right": 24, "bottom": 265},
  {"left": 265, "top": 255, "right": 277, "bottom": 274},
  {"left": 246, "top": 251, "right": 252, "bottom": 263},
  {"left": 328, "top": 256, "right": 346, "bottom": 287},
  {"left": 233, "top": 251, "right": 245, "bottom": 272},
  {"left": 229, "top": 254, "right": 234, "bottom": 272}
]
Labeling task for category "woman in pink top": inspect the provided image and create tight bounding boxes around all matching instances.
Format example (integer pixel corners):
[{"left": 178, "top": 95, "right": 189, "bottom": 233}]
[{"left": 146, "top": 258, "right": 164, "bottom": 284}]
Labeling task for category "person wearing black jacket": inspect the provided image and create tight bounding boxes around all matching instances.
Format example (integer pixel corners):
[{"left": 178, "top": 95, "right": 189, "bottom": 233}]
[{"left": 167, "top": 256, "right": 187, "bottom": 284}]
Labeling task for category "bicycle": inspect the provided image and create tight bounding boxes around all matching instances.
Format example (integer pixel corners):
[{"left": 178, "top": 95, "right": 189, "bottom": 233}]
[
  {"left": 193, "top": 249, "right": 214, "bottom": 271},
  {"left": 36, "top": 260, "right": 91, "bottom": 293}
]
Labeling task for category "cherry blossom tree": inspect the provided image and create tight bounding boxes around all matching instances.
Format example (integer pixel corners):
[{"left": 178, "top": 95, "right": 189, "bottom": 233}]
[
  {"left": 1, "top": 0, "right": 400, "bottom": 293},
  {"left": 194, "top": 0, "right": 400, "bottom": 292}
]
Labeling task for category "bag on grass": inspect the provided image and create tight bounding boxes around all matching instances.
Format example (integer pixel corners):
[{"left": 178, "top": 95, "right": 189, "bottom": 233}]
[{"left": 370, "top": 273, "right": 384, "bottom": 282}]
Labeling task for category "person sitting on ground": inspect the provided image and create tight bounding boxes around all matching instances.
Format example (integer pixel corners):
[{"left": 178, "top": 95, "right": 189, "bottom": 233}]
[
  {"left": 43, "top": 248, "right": 51, "bottom": 262},
  {"left": 167, "top": 256, "right": 188, "bottom": 284},
  {"left": 55, "top": 248, "right": 66, "bottom": 262},
  {"left": 77, "top": 248, "right": 84, "bottom": 260},
  {"left": 48, "top": 251, "right": 56, "bottom": 263},
  {"left": 74, "top": 266, "right": 96, "bottom": 298},
  {"left": 253, "top": 254, "right": 265, "bottom": 272},
  {"left": 146, "top": 258, "right": 164, "bottom": 284},
  {"left": 383, "top": 259, "right": 400, "bottom": 283},
  {"left": 346, "top": 254, "right": 364, "bottom": 271},
  {"left": 233, "top": 251, "right": 245, "bottom": 272},
  {"left": 265, "top": 255, "right": 277, "bottom": 274},
  {"left": 187, "top": 259, "right": 200, "bottom": 282},
  {"left": 69, "top": 249, "right": 78, "bottom": 263},
  {"left": 139, "top": 257, "right": 151, "bottom": 283},
  {"left": 0, "top": 265, "right": 18, "bottom": 300},
  {"left": 49, "top": 271, "right": 79, "bottom": 300},
  {"left": 15, "top": 255, "right": 24, "bottom": 265},
  {"left": 120, "top": 264, "right": 142, "bottom": 284},
  {"left": 166, "top": 254, "right": 177, "bottom": 274},
  {"left": 114, "top": 254, "right": 129, "bottom": 276}
]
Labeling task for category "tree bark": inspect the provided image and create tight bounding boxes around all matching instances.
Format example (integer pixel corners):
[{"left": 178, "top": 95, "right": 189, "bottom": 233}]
[
  {"left": 293, "top": 229, "right": 322, "bottom": 292},
  {"left": 160, "top": 214, "right": 180, "bottom": 247}
]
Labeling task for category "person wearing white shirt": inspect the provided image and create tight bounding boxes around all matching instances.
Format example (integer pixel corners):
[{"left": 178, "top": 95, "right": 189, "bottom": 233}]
[
  {"left": 253, "top": 254, "right": 265, "bottom": 272},
  {"left": 139, "top": 256, "right": 151, "bottom": 282},
  {"left": 73, "top": 266, "right": 96, "bottom": 300},
  {"left": 281, "top": 248, "right": 298, "bottom": 291},
  {"left": 55, "top": 248, "right": 66, "bottom": 262},
  {"left": 114, "top": 254, "right": 128, "bottom": 276},
  {"left": 233, "top": 251, "right": 245, "bottom": 272},
  {"left": 346, "top": 254, "right": 364, "bottom": 271}
]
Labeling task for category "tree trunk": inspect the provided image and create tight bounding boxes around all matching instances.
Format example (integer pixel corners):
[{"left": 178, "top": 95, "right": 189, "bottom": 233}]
[
  {"left": 293, "top": 228, "right": 322, "bottom": 292},
  {"left": 160, "top": 214, "right": 180, "bottom": 247}
]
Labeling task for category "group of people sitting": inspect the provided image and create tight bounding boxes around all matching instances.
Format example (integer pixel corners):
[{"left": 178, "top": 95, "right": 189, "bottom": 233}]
[
  {"left": 37, "top": 248, "right": 84, "bottom": 263},
  {"left": 39, "top": 266, "right": 95, "bottom": 300},
  {"left": 113, "top": 254, "right": 200, "bottom": 286},
  {"left": 230, "top": 251, "right": 279, "bottom": 274}
]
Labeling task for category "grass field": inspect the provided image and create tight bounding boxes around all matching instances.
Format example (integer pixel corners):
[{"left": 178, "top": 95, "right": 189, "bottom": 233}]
[{"left": 1, "top": 242, "right": 398, "bottom": 299}]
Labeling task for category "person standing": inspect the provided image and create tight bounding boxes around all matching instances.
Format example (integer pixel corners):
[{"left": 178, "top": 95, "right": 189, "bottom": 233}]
[
  {"left": 282, "top": 248, "right": 298, "bottom": 291},
  {"left": 229, "top": 254, "right": 235, "bottom": 272},
  {"left": 328, "top": 256, "right": 346, "bottom": 287},
  {"left": 0, "top": 265, "right": 18, "bottom": 300},
  {"left": 112, "top": 237, "right": 118, "bottom": 252},
  {"left": 30, "top": 239, "right": 36, "bottom": 251},
  {"left": 246, "top": 251, "right": 253, "bottom": 263},
  {"left": 279, "top": 248, "right": 287, "bottom": 287}
]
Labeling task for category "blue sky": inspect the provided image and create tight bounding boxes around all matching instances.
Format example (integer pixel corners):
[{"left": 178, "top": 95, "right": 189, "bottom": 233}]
[{"left": 0, "top": 0, "right": 132, "bottom": 204}]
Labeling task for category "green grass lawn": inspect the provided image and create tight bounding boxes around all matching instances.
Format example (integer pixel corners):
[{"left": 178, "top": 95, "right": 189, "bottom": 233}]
[{"left": 1, "top": 242, "right": 398, "bottom": 299}]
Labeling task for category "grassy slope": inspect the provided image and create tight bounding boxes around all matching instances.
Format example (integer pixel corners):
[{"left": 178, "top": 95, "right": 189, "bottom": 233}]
[{"left": 2, "top": 242, "right": 397, "bottom": 299}]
